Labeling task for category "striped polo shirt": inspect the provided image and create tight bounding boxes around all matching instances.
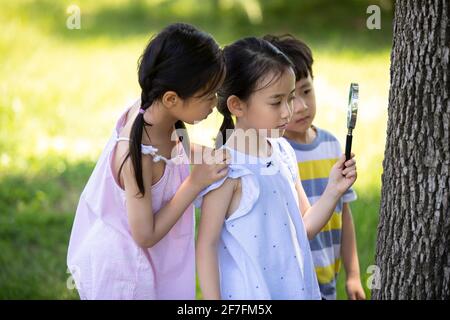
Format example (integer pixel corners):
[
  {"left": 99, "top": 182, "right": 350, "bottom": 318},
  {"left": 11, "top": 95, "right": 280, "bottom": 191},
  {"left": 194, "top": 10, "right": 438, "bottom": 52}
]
[{"left": 285, "top": 126, "right": 357, "bottom": 300}]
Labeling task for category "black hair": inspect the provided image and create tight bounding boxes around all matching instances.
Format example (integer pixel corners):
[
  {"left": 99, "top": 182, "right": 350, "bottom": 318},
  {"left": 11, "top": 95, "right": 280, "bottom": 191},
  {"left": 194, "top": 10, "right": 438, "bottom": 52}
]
[
  {"left": 216, "top": 37, "right": 294, "bottom": 147},
  {"left": 263, "top": 34, "right": 314, "bottom": 80},
  {"left": 120, "top": 23, "right": 225, "bottom": 196}
]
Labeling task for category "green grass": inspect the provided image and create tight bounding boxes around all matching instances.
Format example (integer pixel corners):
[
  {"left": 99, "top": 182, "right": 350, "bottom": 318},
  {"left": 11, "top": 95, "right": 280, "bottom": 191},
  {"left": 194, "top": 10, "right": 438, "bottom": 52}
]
[
  {"left": 0, "top": 157, "right": 93, "bottom": 299},
  {"left": 1, "top": 0, "right": 390, "bottom": 299}
]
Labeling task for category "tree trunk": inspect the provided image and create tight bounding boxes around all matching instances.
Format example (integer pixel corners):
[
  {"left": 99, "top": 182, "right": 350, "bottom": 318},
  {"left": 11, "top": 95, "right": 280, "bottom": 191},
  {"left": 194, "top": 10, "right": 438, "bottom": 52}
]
[{"left": 374, "top": 0, "right": 450, "bottom": 299}]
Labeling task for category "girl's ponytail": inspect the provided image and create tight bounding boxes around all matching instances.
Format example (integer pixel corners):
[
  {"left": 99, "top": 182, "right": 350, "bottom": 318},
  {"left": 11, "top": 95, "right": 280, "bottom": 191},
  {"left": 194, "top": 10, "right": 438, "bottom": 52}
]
[{"left": 216, "top": 97, "right": 235, "bottom": 148}]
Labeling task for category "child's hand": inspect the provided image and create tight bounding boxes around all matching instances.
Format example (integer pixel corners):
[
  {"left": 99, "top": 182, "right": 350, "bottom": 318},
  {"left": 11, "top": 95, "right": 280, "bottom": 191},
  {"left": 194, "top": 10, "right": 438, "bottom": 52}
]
[
  {"left": 327, "top": 153, "right": 357, "bottom": 197},
  {"left": 345, "top": 275, "right": 366, "bottom": 300},
  {"left": 189, "top": 149, "right": 231, "bottom": 189}
]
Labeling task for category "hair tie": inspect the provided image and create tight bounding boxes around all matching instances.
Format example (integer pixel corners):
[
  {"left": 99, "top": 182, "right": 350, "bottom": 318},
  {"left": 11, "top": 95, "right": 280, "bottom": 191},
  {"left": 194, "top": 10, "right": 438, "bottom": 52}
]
[{"left": 139, "top": 108, "right": 146, "bottom": 115}]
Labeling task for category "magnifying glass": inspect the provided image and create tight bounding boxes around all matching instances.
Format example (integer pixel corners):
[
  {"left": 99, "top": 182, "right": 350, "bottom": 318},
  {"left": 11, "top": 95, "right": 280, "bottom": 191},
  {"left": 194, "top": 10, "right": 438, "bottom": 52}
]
[{"left": 345, "top": 83, "right": 359, "bottom": 162}]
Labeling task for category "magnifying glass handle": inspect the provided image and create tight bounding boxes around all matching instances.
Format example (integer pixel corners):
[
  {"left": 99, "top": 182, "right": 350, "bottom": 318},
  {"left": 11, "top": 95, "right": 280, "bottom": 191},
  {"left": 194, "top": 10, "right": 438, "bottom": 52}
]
[{"left": 345, "top": 133, "right": 353, "bottom": 161}]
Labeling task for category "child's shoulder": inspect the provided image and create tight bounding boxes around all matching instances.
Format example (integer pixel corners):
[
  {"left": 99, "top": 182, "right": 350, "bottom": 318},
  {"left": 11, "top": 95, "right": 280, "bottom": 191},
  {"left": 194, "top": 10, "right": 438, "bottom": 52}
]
[
  {"left": 273, "top": 137, "right": 296, "bottom": 157},
  {"left": 283, "top": 126, "right": 344, "bottom": 161},
  {"left": 283, "top": 126, "right": 341, "bottom": 150},
  {"left": 314, "top": 126, "right": 339, "bottom": 143}
]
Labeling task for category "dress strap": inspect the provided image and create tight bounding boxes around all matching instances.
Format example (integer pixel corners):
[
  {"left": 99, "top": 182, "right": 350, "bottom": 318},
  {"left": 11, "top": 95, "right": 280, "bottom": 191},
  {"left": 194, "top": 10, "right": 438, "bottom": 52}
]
[
  {"left": 116, "top": 136, "right": 184, "bottom": 164},
  {"left": 141, "top": 145, "right": 165, "bottom": 162}
]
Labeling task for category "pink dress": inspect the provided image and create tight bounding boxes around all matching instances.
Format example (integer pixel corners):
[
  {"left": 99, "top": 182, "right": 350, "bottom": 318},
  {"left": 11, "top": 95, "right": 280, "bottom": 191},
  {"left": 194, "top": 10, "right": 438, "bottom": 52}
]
[{"left": 67, "top": 105, "right": 195, "bottom": 299}]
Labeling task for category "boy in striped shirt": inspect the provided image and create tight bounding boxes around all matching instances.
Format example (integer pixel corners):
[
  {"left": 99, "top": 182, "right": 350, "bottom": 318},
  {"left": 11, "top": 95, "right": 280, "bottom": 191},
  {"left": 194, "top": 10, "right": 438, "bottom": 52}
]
[{"left": 265, "top": 34, "right": 365, "bottom": 300}]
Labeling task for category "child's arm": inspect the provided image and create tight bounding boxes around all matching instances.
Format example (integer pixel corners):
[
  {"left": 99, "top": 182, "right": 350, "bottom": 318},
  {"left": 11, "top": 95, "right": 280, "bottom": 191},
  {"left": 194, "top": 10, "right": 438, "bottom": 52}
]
[
  {"left": 341, "top": 203, "right": 366, "bottom": 300},
  {"left": 296, "top": 178, "right": 340, "bottom": 239},
  {"left": 197, "top": 178, "right": 237, "bottom": 300},
  {"left": 123, "top": 151, "right": 229, "bottom": 248},
  {"left": 190, "top": 143, "right": 228, "bottom": 165},
  {"left": 297, "top": 154, "right": 357, "bottom": 239}
]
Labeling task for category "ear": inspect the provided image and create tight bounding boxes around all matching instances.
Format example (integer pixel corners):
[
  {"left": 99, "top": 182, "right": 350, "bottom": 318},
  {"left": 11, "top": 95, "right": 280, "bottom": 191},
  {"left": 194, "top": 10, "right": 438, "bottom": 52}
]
[
  {"left": 161, "top": 91, "right": 180, "bottom": 109},
  {"left": 227, "top": 95, "right": 246, "bottom": 117}
]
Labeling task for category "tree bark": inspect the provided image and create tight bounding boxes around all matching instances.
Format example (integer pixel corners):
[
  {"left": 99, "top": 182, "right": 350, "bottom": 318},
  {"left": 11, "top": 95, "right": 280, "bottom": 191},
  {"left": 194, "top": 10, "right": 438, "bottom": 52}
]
[{"left": 374, "top": 0, "right": 450, "bottom": 299}]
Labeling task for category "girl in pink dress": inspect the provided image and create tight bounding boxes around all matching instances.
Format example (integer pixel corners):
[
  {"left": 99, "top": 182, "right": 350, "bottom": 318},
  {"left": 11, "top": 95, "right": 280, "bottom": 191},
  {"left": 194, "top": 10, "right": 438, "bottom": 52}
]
[{"left": 67, "top": 23, "right": 228, "bottom": 299}]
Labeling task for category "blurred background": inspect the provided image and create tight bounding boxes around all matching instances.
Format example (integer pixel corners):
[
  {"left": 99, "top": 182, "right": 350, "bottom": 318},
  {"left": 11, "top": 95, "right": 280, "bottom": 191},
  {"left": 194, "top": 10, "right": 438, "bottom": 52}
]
[{"left": 0, "top": 0, "right": 392, "bottom": 299}]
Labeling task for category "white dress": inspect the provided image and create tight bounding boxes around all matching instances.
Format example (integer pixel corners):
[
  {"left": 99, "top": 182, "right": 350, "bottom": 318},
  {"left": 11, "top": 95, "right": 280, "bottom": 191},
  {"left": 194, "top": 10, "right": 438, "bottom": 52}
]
[{"left": 196, "top": 138, "right": 321, "bottom": 300}]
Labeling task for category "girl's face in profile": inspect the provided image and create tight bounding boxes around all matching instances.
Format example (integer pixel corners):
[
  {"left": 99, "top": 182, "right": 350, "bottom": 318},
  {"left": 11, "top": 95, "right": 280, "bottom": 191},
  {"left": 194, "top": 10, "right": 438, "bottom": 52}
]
[
  {"left": 174, "top": 75, "right": 224, "bottom": 124},
  {"left": 242, "top": 68, "right": 296, "bottom": 138},
  {"left": 164, "top": 86, "right": 218, "bottom": 125},
  {"left": 180, "top": 91, "right": 218, "bottom": 124}
]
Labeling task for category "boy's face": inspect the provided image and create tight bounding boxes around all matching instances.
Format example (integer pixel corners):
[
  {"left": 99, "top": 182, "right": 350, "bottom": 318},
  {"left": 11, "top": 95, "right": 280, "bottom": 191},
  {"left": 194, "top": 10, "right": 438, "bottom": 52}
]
[{"left": 285, "top": 73, "right": 316, "bottom": 134}]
